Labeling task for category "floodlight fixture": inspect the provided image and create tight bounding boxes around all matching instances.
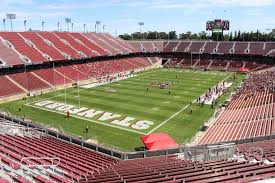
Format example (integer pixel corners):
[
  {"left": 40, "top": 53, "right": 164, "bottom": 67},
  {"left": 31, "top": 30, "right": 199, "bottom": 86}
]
[
  {"left": 6, "top": 13, "right": 16, "bottom": 31},
  {"left": 65, "top": 18, "right": 71, "bottom": 31}
]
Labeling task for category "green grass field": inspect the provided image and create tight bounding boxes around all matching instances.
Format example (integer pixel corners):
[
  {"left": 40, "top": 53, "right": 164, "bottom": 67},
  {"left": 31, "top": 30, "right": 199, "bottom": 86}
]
[{"left": 0, "top": 69, "right": 245, "bottom": 151}]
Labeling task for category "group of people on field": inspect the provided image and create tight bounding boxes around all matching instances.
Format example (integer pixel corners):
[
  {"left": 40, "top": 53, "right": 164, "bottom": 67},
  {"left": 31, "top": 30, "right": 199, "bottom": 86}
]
[{"left": 198, "top": 82, "right": 226, "bottom": 105}]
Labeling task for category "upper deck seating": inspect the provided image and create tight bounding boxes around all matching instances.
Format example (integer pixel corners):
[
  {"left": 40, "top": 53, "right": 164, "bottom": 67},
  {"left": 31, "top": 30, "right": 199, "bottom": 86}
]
[
  {"left": 20, "top": 32, "right": 65, "bottom": 61},
  {"left": 0, "top": 32, "right": 45, "bottom": 63},
  {"left": 38, "top": 32, "right": 79, "bottom": 59}
]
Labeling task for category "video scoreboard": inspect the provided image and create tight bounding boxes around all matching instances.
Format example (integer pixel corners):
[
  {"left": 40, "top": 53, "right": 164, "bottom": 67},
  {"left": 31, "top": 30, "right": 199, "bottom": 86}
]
[{"left": 206, "top": 19, "right": 230, "bottom": 31}]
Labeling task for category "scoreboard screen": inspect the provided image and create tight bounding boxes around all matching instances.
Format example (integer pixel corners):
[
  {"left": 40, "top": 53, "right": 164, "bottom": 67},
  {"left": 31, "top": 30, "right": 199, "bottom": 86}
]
[{"left": 206, "top": 19, "right": 230, "bottom": 31}]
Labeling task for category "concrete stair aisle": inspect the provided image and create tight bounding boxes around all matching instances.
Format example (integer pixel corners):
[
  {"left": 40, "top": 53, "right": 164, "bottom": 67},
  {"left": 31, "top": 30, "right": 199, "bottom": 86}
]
[
  {"left": 5, "top": 75, "right": 28, "bottom": 93},
  {"left": 192, "top": 59, "right": 200, "bottom": 69},
  {"left": 207, "top": 60, "right": 213, "bottom": 69},
  {"left": 162, "top": 58, "right": 172, "bottom": 67},
  {"left": 242, "top": 61, "right": 246, "bottom": 68},
  {"left": 225, "top": 61, "right": 231, "bottom": 71},
  {"left": 177, "top": 59, "right": 185, "bottom": 67}
]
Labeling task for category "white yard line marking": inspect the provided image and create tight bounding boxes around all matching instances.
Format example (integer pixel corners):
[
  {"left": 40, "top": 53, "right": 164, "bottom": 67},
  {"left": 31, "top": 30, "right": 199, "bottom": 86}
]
[
  {"left": 147, "top": 74, "right": 232, "bottom": 134},
  {"left": 147, "top": 100, "right": 196, "bottom": 135},
  {"left": 25, "top": 103, "right": 147, "bottom": 135}
]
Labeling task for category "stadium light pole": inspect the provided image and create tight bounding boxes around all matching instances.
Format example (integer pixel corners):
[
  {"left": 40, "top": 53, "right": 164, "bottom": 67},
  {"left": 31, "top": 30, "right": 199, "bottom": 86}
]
[
  {"left": 65, "top": 18, "right": 71, "bottom": 32},
  {"left": 83, "top": 23, "right": 86, "bottom": 32},
  {"left": 24, "top": 20, "right": 27, "bottom": 31},
  {"left": 138, "top": 22, "right": 144, "bottom": 40},
  {"left": 6, "top": 13, "right": 16, "bottom": 32},
  {"left": 3, "top": 19, "right": 6, "bottom": 31},
  {"left": 57, "top": 21, "right": 60, "bottom": 32},
  {"left": 103, "top": 25, "right": 106, "bottom": 32},
  {"left": 100, "top": 22, "right": 103, "bottom": 33},
  {"left": 42, "top": 21, "right": 45, "bottom": 31},
  {"left": 96, "top": 21, "right": 101, "bottom": 33},
  {"left": 71, "top": 22, "right": 74, "bottom": 32}
]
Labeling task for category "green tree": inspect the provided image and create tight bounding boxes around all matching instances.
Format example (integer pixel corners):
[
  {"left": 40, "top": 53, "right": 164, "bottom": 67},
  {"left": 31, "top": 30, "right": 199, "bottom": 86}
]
[
  {"left": 119, "top": 34, "right": 132, "bottom": 40},
  {"left": 189, "top": 33, "right": 199, "bottom": 40},
  {"left": 198, "top": 31, "right": 207, "bottom": 40},
  {"left": 168, "top": 31, "right": 178, "bottom": 39},
  {"left": 146, "top": 31, "right": 158, "bottom": 40},
  {"left": 223, "top": 33, "right": 230, "bottom": 41},
  {"left": 229, "top": 32, "right": 233, "bottom": 41},
  {"left": 131, "top": 32, "right": 143, "bottom": 40},
  {"left": 179, "top": 32, "right": 189, "bottom": 40},
  {"left": 158, "top": 32, "right": 168, "bottom": 39}
]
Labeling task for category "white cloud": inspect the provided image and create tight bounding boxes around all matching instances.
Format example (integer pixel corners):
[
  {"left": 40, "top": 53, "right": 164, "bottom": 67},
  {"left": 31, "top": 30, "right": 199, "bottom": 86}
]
[
  {"left": 38, "top": 4, "right": 77, "bottom": 11},
  {"left": 214, "top": 0, "right": 275, "bottom": 7},
  {"left": 0, "top": 0, "right": 34, "bottom": 6},
  {"left": 149, "top": 0, "right": 275, "bottom": 9},
  {"left": 116, "top": 18, "right": 139, "bottom": 23},
  {"left": 246, "top": 10, "right": 264, "bottom": 16}
]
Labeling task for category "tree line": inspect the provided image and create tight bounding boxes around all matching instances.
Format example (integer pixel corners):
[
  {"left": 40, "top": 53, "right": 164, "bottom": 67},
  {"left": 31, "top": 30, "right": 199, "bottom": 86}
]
[{"left": 119, "top": 30, "right": 275, "bottom": 41}]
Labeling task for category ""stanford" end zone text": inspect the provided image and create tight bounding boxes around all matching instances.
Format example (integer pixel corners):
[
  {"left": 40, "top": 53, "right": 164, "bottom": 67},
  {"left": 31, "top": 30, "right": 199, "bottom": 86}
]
[{"left": 32, "top": 100, "right": 154, "bottom": 132}]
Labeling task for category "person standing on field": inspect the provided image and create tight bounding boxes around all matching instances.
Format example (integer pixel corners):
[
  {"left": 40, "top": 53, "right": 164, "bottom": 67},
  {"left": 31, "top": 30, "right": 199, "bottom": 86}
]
[
  {"left": 67, "top": 111, "right": 70, "bottom": 119},
  {"left": 86, "top": 125, "right": 89, "bottom": 133}
]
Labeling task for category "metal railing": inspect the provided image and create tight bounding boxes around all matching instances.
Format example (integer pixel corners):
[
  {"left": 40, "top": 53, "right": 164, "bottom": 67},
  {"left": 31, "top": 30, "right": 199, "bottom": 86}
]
[{"left": 20, "top": 157, "right": 60, "bottom": 169}]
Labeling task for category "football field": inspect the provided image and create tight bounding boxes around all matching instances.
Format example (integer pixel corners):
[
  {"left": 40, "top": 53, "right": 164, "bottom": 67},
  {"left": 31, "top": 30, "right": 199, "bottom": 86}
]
[{"left": 0, "top": 69, "right": 244, "bottom": 151}]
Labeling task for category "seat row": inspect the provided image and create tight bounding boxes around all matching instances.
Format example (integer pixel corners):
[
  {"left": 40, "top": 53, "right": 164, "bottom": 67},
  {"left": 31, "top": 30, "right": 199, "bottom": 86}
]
[
  {"left": 80, "top": 154, "right": 275, "bottom": 183},
  {"left": 0, "top": 57, "right": 154, "bottom": 98},
  {"left": 0, "top": 32, "right": 138, "bottom": 66},
  {"left": 0, "top": 134, "right": 118, "bottom": 182},
  {"left": 164, "top": 58, "right": 270, "bottom": 71},
  {"left": 128, "top": 41, "right": 275, "bottom": 57},
  {"left": 199, "top": 71, "right": 275, "bottom": 145}
]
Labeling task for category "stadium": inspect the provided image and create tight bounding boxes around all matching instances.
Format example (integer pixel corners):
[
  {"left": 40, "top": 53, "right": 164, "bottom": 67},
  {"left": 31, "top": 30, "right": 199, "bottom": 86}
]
[{"left": 0, "top": 1, "right": 275, "bottom": 182}]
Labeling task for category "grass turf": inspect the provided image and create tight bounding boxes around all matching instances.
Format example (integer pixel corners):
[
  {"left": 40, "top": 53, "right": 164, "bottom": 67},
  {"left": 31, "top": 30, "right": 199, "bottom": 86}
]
[{"left": 0, "top": 69, "right": 244, "bottom": 151}]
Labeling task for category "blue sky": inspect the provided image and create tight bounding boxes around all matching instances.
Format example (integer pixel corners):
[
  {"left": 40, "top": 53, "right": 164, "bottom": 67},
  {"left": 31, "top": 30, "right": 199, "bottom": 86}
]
[{"left": 0, "top": 0, "right": 275, "bottom": 35}]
